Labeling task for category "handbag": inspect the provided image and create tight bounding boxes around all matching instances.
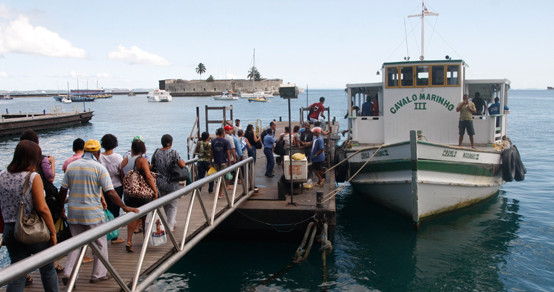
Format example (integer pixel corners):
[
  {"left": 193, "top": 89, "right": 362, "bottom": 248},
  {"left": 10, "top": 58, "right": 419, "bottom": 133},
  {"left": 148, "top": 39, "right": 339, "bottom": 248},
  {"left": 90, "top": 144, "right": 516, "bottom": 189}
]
[
  {"left": 15, "top": 173, "right": 50, "bottom": 244},
  {"left": 170, "top": 163, "right": 189, "bottom": 183},
  {"left": 123, "top": 157, "right": 156, "bottom": 199},
  {"left": 146, "top": 212, "right": 167, "bottom": 247},
  {"left": 54, "top": 217, "right": 72, "bottom": 243},
  {"left": 104, "top": 210, "right": 119, "bottom": 241}
]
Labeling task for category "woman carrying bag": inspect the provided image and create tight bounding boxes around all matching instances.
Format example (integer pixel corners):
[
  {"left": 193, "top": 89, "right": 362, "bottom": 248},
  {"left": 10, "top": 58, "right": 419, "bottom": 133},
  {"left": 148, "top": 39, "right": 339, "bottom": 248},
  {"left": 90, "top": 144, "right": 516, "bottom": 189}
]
[
  {"left": 151, "top": 134, "right": 186, "bottom": 232},
  {"left": 0, "top": 140, "right": 58, "bottom": 291}
]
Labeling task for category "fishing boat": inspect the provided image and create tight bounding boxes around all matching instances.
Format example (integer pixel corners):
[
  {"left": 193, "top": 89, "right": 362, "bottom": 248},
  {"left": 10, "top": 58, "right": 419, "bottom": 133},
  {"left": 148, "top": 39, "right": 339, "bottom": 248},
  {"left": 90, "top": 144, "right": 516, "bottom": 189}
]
[
  {"left": 213, "top": 90, "right": 238, "bottom": 100},
  {"left": 247, "top": 96, "right": 269, "bottom": 102},
  {"left": 337, "top": 2, "right": 525, "bottom": 224},
  {"left": 147, "top": 89, "right": 172, "bottom": 102}
]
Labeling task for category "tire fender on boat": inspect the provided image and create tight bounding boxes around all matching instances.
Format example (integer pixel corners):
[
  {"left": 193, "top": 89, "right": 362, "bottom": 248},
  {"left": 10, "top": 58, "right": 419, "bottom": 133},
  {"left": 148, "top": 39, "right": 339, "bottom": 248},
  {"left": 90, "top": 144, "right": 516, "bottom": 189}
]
[
  {"left": 501, "top": 148, "right": 516, "bottom": 182},
  {"left": 513, "top": 145, "right": 526, "bottom": 181}
]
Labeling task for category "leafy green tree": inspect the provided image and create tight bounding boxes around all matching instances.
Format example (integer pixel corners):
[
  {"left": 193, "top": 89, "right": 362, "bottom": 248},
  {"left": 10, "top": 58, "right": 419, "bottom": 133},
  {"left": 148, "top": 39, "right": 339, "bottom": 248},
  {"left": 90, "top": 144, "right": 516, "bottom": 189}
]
[
  {"left": 206, "top": 75, "right": 215, "bottom": 82},
  {"left": 247, "top": 66, "right": 261, "bottom": 81},
  {"left": 196, "top": 63, "right": 206, "bottom": 80}
]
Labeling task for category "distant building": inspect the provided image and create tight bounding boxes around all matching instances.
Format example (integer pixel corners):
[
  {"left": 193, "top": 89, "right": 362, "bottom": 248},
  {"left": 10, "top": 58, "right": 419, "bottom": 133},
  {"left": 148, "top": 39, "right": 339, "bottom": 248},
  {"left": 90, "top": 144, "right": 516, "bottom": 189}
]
[{"left": 159, "top": 79, "right": 283, "bottom": 96}]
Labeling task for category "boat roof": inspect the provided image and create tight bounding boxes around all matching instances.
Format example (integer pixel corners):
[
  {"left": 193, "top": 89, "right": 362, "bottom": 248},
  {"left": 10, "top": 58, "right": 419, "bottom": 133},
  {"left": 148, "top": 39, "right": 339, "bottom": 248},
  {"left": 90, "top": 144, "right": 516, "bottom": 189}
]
[{"left": 382, "top": 59, "right": 466, "bottom": 67}]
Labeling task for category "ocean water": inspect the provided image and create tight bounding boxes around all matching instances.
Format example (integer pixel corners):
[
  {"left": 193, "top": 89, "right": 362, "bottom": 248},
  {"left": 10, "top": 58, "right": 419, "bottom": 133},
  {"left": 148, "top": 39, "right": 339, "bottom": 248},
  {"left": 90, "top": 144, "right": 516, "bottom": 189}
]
[{"left": 0, "top": 89, "right": 552, "bottom": 291}]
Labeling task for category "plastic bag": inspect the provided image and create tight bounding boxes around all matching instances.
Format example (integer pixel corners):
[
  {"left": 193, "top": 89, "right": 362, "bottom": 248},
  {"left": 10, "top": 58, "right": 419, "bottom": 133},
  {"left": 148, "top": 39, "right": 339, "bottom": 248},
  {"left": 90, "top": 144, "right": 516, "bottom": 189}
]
[
  {"left": 292, "top": 153, "right": 306, "bottom": 160},
  {"left": 225, "top": 172, "right": 233, "bottom": 181},
  {"left": 104, "top": 210, "right": 119, "bottom": 241},
  {"left": 146, "top": 212, "right": 167, "bottom": 247},
  {"left": 207, "top": 167, "right": 217, "bottom": 176}
]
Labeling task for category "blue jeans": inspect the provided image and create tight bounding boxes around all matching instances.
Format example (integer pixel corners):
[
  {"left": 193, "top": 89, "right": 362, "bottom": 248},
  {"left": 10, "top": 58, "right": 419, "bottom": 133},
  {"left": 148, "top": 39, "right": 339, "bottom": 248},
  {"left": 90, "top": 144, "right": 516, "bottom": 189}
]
[
  {"left": 264, "top": 147, "right": 274, "bottom": 176},
  {"left": 248, "top": 145, "right": 257, "bottom": 164},
  {"left": 196, "top": 160, "right": 214, "bottom": 192},
  {"left": 3, "top": 223, "right": 59, "bottom": 292}
]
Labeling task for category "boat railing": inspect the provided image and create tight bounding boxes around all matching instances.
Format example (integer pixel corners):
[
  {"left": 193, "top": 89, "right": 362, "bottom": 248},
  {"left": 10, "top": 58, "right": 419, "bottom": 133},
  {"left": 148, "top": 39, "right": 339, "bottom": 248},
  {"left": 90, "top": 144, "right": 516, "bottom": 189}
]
[{"left": 0, "top": 157, "right": 255, "bottom": 292}]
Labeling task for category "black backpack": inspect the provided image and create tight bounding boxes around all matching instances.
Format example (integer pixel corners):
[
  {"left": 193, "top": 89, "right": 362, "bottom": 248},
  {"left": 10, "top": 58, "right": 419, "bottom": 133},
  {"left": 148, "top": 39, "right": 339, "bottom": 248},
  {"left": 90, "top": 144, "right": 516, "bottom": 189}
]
[{"left": 37, "top": 156, "right": 62, "bottom": 222}]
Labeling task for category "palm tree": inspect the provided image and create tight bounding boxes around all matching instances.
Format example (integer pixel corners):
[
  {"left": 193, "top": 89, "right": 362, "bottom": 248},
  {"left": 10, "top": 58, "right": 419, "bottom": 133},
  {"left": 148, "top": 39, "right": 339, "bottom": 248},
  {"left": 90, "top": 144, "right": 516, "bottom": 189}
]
[
  {"left": 196, "top": 63, "right": 206, "bottom": 80},
  {"left": 247, "top": 66, "right": 261, "bottom": 81}
]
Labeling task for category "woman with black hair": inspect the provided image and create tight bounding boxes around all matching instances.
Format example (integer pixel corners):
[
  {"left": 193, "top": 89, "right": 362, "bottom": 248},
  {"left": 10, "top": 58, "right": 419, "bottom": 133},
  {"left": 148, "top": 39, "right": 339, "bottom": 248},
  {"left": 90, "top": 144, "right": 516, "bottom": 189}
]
[{"left": 150, "top": 134, "right": 186, "bottom": 232}]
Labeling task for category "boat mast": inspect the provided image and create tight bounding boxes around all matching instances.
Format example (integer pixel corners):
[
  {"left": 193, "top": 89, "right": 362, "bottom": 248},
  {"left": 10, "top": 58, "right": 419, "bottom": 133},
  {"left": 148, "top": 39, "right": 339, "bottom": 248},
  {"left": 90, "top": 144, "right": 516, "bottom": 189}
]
[{"left": 408, "top": 1, "right": 438, "bottom": 61}]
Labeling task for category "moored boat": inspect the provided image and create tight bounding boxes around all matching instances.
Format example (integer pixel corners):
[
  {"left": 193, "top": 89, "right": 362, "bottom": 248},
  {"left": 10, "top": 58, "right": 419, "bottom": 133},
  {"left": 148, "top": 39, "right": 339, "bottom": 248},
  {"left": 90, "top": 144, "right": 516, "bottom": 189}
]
[
  {"left": 247, "top": 96, "right": 269, "bottom": 102},
  {"left": 337, "top": 3, "right": 525, "bottom": 224},
  {"left": 147, "top": 89, "right": 172, "bottom": 102},
  {"left": 213, "top": 90, "right": 238, "bottom": 100}
]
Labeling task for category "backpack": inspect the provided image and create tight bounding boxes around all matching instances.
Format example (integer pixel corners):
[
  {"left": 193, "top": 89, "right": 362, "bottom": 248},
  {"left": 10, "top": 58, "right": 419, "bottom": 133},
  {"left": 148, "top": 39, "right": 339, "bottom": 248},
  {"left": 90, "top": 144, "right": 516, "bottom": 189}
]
[{"left": 37, "top": 156, "right": 62, "bottom": 222}]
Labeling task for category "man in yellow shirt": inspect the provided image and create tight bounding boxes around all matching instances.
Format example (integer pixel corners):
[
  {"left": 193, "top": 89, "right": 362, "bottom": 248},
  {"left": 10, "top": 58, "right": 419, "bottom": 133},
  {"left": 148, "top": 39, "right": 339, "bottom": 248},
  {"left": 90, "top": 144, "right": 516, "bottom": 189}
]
[{"left": 456, "top": 94, "right": 477, "bottom": 148}]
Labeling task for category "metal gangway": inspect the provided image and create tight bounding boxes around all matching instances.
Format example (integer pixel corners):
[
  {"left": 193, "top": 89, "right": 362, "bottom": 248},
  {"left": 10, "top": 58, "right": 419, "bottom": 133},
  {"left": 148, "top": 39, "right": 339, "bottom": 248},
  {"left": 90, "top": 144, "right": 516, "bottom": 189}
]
[{"left": 0, "top": 157, "right": 255, "bottom": 291}]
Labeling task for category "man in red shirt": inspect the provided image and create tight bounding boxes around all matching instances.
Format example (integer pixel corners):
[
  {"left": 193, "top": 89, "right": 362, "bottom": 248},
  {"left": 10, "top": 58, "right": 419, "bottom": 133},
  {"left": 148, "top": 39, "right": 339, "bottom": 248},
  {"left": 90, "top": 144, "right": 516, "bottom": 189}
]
[{"left": 308, "top": 97, "right": 326, "bottom": 123}]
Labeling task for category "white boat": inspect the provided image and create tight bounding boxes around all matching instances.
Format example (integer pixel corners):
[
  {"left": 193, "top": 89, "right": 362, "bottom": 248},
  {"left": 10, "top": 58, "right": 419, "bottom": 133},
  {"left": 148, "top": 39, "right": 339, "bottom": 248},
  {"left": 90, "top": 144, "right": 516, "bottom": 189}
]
[
  {"left": 147, "top": 89, "right": 172, "bottom": 102},
  {"left": 337, "top": 2, "right": 525, "bottom": 225},
  {"left": 1, "top": 94, "right": 13, "bottom": 100},
  {"left": 213, "top": 91, "right": 238, "bottom": 100},
  {"left": 61, "top": 96, "right": 72, "bottom": 103},
  {"left": 240, "top": 91, "right": 272, "bottom": 99}
]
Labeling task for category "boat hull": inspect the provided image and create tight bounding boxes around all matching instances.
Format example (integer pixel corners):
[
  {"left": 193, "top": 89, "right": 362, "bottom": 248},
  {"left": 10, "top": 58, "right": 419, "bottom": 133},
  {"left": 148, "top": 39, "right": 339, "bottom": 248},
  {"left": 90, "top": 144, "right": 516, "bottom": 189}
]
[{"left": 346, "top": 133, "right": 503, "bottom": 223}]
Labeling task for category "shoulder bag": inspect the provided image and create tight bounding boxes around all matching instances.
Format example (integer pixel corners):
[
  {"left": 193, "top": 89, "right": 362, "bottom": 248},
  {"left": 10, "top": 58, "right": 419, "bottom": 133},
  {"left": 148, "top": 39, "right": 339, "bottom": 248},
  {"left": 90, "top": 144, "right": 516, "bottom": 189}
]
[
  {"left": 170, "top": 162, "right": 189, "bottom": 183},
  {"left": 123, "top": 157, "right": 157, "bottom": 199},
  {"left": 15, "top": 172, "right": 51, "bottom": 244}
]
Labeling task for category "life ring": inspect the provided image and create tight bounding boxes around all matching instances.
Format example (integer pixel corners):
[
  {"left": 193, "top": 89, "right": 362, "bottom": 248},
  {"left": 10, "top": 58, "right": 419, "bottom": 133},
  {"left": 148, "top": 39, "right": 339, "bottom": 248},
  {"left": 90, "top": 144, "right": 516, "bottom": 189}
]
[
  {"left": 513, "top": 145, "right": 526, "bottom": 181},
  {"left": 501, "top": 148, "right": 516, "bottom": 182}
]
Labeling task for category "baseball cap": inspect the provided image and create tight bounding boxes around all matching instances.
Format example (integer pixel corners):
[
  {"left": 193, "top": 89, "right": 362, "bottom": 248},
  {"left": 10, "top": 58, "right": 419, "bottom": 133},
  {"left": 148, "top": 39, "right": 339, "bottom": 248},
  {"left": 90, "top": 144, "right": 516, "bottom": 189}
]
[
  {"left": 224, "top": 125, "right": 234, "bottom": 130},
  {"left": 132, "top": 135, "right": 144, "bottom": 142},
  {"left": 312, "top": 127, "right": 322, "bottom": 133},
  {"left": 84, "top": 139, "right": 101, "bottom": 152}
]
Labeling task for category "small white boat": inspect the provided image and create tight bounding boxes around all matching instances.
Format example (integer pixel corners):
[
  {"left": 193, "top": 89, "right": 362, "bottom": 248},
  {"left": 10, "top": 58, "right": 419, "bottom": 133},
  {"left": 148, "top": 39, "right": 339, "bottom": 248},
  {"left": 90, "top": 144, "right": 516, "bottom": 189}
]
[
  {"left": 213, "top": 91, "right": 238, "bottom": 100},
  {"left": 248, "top": 96, "right": 269, "bottom": 102},
  {"left": 1, "top": 94, "right": 13, "bottom": 100},
  {"left": 61, "top": 96, "right": 72, "bottom": 103},
  {"left": 240, "top": 91, "right": 272, "bottom": 99},
  {"left": 147, "top": 89, "right": 172, "bottom": 102}
]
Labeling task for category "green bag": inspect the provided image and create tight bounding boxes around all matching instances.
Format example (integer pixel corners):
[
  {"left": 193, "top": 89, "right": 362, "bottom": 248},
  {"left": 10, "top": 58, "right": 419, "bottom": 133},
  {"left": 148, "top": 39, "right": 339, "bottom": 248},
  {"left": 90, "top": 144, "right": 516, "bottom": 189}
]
[
  {"left": 225, "top": 172, "right": 233, "bottom": 181},
  {"left": 104, "top": 210, "right": 119, "bottom": 241}
]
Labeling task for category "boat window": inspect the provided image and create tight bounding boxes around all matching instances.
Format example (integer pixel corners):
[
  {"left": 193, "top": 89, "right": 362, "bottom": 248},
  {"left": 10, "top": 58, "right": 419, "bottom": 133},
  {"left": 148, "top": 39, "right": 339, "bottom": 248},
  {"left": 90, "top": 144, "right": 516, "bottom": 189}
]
[
  {"left": 416, "top": 66, "right": 429, "bottom": 86},
  {"left": 431, "top": 65, "right": 445, "bottom": 86},
  {"left": 401, "top": 67, "right": 413, "bottom": 87},
  {"left": 386, "top": 67, "right": 399, "bottom": 87},
  {"left": 447, "top": 65, "right": 459, "bottom": 86}
]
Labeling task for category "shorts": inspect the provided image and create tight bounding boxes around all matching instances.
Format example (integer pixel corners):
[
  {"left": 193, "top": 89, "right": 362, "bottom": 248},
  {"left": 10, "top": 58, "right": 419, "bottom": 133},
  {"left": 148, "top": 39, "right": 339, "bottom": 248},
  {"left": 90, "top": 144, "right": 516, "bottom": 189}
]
[
  {"left": 312, "top": 161, "right": 324, "bottom": 171},
  {"left": 124, "top": 196, "right": 153, "bottom": 208},
  {"left": 458, "top": 120, "right": 475, "bottom": 136},
  {"left": 214, "top": 163, "right": 227, "bottom": 171}
]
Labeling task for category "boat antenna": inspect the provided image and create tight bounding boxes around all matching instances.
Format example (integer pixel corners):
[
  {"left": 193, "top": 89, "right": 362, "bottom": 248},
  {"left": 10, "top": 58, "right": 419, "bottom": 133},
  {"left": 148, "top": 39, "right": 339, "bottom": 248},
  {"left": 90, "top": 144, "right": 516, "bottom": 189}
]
[{"left": 408, "top": 0, "right": 438, "bottom": 61}]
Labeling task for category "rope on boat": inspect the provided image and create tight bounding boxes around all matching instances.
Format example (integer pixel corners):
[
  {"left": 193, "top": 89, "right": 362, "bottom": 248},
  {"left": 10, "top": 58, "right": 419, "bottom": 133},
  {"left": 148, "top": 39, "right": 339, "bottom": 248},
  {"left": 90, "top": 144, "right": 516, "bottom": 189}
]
[
  {"left": 322, "top": 144, "right": 378, "bottom": 175},
  {"left": 320, "top": 144, "right": 384, "bottom": 204},
  {"left": 293, "top": 222, "right": 318, "bottom": 263},
  {"left": 235, "top": 210, "right": 316, "bottom": 233}
]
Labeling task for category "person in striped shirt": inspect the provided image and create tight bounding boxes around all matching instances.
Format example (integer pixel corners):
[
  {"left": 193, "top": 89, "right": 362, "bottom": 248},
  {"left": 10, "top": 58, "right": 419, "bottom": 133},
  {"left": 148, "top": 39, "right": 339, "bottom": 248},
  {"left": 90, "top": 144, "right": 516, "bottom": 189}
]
[{"left": 59, "top": 139, "right": 138, "bottom": 285}]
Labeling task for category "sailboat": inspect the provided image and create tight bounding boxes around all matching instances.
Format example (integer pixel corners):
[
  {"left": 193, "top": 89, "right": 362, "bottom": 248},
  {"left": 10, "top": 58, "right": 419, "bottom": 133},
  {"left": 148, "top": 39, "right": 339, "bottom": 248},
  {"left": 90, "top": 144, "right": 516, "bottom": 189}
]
[{"left": 240, "top": 49, "right": 272, "bottom": 99}]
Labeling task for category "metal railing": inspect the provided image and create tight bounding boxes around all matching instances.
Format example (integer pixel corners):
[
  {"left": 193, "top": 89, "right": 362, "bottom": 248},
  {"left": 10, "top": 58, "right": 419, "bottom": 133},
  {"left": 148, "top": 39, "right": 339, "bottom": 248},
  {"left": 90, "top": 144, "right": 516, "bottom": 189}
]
[{"left": 0, "top": 157, "right": 255, "bottom": 291}]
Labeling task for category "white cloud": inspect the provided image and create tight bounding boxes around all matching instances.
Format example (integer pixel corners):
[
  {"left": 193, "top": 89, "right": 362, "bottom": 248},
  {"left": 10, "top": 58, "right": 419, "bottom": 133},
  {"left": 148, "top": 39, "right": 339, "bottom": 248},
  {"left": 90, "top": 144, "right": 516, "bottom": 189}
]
[
  {"left": 0, "top": 4, "right": 10, "bottom": 19},
  {"left": 0, "top": 15, "right": 86, "bottom": 58},
  {"left": 0, "top": 71, "right": 8, "bottom": 78},
  {"left": 108, "top": 45, "right": 171, "bottom": 66}
]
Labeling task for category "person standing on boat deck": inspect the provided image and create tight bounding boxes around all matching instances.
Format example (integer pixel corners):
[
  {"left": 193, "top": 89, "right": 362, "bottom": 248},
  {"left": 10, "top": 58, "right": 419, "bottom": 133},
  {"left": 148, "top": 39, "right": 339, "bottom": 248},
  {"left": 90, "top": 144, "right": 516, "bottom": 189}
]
[
  {"left": 211, "top": 128, "right": 232, "bottom": 198},
  {"left": 62, "top": 138, "right": 85, "bottom": 172},
  {"left": 308, "top": 97, "right": 326, "bottom": 123},
  {"left": 488, "top": 97, "right": 510, "bottom": 126},
  {"left": 151, "top": 134, "right": 186, "bottom": 232},
  {"left": 60, "top": 139, "right": 139, "bottom": 284},
  {"left": 456, "top": 94, "right": 477, "bottom": 148},
  {"left": 299, "top": 122, "right": 314, "bottom": 162},
  {"left": 311, "top": 127, "right": 326, "bottom": 187},
  {"left": 472, "top": 92, "right": 487, "bottom": 115},
  {"left": 361, "top": 95, "right": 373, "bottom": 116}
]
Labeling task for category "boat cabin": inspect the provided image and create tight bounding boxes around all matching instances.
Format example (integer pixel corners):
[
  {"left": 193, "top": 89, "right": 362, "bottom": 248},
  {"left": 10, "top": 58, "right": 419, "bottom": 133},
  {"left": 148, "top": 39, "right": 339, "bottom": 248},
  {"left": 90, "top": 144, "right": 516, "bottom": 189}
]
[{"left": 346, "top": 60, "right": 510, "bottom": 146}]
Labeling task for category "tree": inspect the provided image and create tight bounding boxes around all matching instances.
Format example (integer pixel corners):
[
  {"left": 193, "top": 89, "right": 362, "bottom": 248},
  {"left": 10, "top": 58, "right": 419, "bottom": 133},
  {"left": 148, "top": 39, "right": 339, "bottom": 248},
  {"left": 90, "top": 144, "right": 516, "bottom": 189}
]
[
  {"left": 206, "top": 75, "right": 215, "bottom": 82},
  {"left": 247, "top": 66, "right": 261, "bottom": 81},
  {"left": 196, "top": 63, "right": 206, "bottom": 80}
]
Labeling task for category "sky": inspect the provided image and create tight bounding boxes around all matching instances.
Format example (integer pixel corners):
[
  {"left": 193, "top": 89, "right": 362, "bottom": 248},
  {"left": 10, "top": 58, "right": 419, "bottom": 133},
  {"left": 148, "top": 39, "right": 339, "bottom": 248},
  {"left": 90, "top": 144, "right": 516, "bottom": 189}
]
[{"left": 0, "top": 0, "right": 553, "bottom": 91}]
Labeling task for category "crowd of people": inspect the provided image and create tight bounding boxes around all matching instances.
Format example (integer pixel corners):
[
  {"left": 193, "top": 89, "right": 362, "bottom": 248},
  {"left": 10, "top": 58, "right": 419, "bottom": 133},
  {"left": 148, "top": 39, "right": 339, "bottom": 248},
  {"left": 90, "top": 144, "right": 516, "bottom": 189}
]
[{"left": 0, "top": 96, "right": 331, "bottom": 289}]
